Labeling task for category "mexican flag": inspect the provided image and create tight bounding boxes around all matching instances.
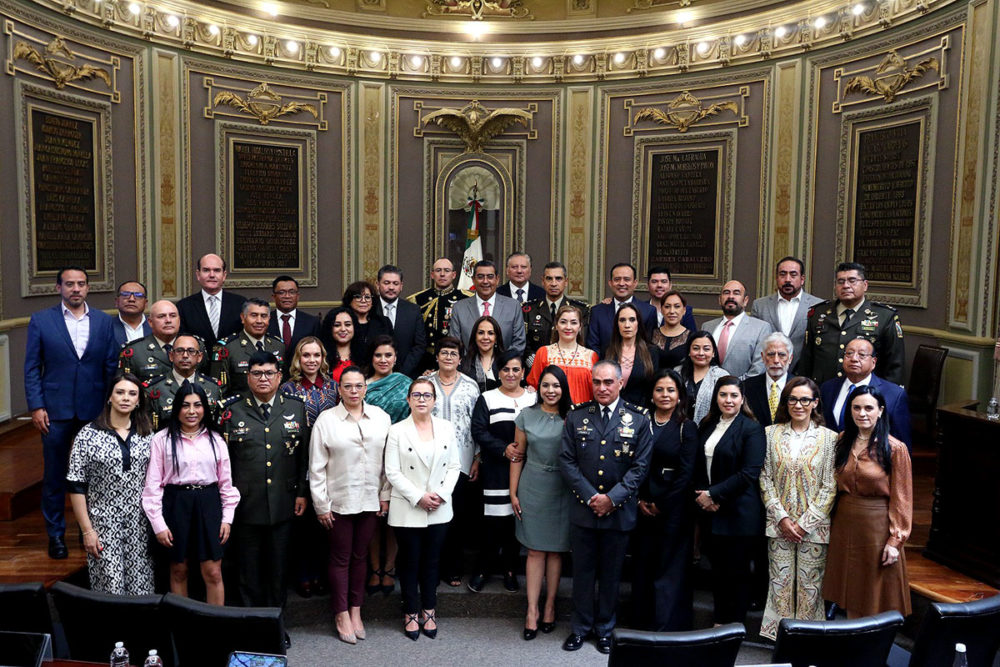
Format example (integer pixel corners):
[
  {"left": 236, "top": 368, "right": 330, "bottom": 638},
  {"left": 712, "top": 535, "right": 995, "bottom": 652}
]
[{"left": 458, "top": 188, "right": 484, "bottom": 291}]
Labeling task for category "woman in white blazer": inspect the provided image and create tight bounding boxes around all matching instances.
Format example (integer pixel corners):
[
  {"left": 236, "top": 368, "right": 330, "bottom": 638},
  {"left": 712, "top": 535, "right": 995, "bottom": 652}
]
[{"left": 384, "top": 377, "right": 461, "bottom": 641}]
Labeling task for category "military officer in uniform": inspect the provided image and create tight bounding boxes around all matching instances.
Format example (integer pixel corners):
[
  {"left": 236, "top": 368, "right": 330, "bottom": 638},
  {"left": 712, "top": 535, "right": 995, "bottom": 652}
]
[
  {"left": 212, "top": 297, "right": 285, "bottom": 397},
  {"left": 406, "top": 257, "right": 471, "bottom": 371},
  {"left": 522, "top": 261, "right": 591, "bottom": 359},
  {"left": 799, "top": 262, "right": 906, "bottom": 386},
  {"left": 559, "top": 360, "right": 652, "bottom": 655},
  {"left": 119, "top": 300, "right": 181, "bottom": 383},
  {"left": 144, "top": 334, "right": 223, "bottom": 430},
  {"left": 219, "top": 351, "right": 308, "bottom": 608}
]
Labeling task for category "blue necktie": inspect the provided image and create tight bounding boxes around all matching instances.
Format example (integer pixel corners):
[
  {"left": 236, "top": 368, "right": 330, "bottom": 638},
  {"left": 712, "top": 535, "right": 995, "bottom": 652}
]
[{"left": 839, "top": 384, "right": 856, "bottom": 429}]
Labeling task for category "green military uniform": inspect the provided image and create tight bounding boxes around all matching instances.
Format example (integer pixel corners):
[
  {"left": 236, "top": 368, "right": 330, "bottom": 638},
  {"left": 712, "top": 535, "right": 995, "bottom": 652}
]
[
  {"left": 407, "top": 285, "right": 472, "bottom": 370},
  {"left": 119, "top": 335, "right": 174, "bottom": 383},
  {"left": 522, "top": 297, "right": 591, "bottom": 357},
  {"left": 211, "top": 331, "right": 285, "bottom": 397},
  {"left": 143, "top": 372, "right": 223, "bottom": 431},
  {"left": 799, "top": 299, "right": 906, "bottom": 385},
  {"left": 220, "top": 391, "right": 309, "bottom": 607}
]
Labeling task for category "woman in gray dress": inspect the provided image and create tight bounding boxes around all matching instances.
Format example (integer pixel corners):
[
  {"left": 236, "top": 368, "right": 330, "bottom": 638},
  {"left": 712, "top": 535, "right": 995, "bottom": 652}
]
[{"left": 510, "top": 365, "right": 572, "bottom": 640}]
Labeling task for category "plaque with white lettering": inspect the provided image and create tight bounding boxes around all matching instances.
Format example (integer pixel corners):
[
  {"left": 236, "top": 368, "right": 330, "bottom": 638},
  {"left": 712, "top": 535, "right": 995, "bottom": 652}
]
[{"left": 230, "top": 141, "right": 301, "bottom": 270}]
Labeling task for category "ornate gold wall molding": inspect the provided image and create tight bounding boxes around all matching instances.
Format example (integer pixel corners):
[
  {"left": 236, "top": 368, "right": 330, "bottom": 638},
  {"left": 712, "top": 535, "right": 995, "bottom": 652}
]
[
  {"left": 563, "top": 87, "right": 594, "bottom": 299},
  {"left": 5, "top": 23, "right": 120, "bottom": 102},
  {"left": 419, "top": 99, "right": 535, "bottom": 153},
  {"left": 204, "top": 79, "right": 328, "bottom": 130},
  {"left": 153, "top": 49, "right": 180, "bottom": 298},
  {"left": 359, "top": 81, "right": 385, "bottom": 281},
  {"left": 767, "top": 60, "right": 802, "bottom": 290},
  {"left": 832, "top": 40, "right": 949, "bottom": 112},
  {"left": 423, "top": 0, "right": 533, "bottom": 19},
  {"left": 626, "top": 89, "right": 747, "bottom": 134}
]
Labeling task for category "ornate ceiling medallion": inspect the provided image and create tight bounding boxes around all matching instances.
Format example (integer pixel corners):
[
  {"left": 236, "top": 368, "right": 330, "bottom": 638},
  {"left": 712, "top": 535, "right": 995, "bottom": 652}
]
[
  {"left": 423, "top": 0, "right": 532, "bottom": 20},
  {"left": 844, "top": 50, "right": 939, "bottom": 103},
  {"left": 420, "top": 99, "right": 533, "bottom": 152},
  {"left": 212, "top": 82, "right": 319, "bottom": 125},
  {"left": 632, "top": 91, "right": 738, "bottom": 133},
  {"left": 13, "top": 37, "right": 111, "bottom": 90}
]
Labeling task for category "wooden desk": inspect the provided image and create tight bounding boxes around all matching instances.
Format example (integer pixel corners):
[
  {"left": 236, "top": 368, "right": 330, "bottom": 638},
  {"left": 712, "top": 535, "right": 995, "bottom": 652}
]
[{"left": 924, "top": 402, "right": 1000, "bottom": 588}]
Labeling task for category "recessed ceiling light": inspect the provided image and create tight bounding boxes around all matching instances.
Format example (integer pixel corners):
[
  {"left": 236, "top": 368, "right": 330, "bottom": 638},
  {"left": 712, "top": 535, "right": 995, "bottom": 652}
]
[
  {"left": 208, "top": 24, "right": 220, "bottom": 36},
  {"left": 734, "top": 34, "right": 747, "bottom": 46},
  {"left": 463, "top": 21, "right": 489, "bottom": 38},
  {"left": 165, "top": 14, "right": 179, "bottom": 28},
  {"left": 262, "top": 2, "right": 278, "bottom": 17},
  {"left": 329, "top": 46, "right": 341, "bottom": 58},
  {"left": 369, "top": 51, "right": 382, "bottom": 63},
  {"left": 450, "top": 56, "right": 463, "bottom": 68},
  {"left": 653, "top": 47, "right": 666, "bottom": 60},
  {"left": 775, "top": 25, "right": 788, "bottom": 38},
  {"left": 531, "top": 56, "right": 543, "bottom": 68},
  {"left": 246, "top": 34, "right": 258, "bottom": 46},
  {"left": 128, "top": 3, "right": 141, "bottom": 15},
  {"left": 814, "top": 16, "right": 828, "bottom": 28},
  {"left": 491, "top": 56, "right": 504, "bottom": 68},
  {"left": 696, "top": 41, "right": 710, "bottom": 55},
  {"left": 410, "top": 55, "right": 424, "bottom": 67},
  {"left": 852, "top": 3, "right": 866, "bottom": 14},
  {"left": 613, "top": 52, "right": 626, "bottom": 64},
  {"left": 675, "top": 10, "right": 695, "bottom": 25},
  {"left": 285, "top": 40, "right": 298, "bottom": 53},
  {"left": 573, "top": 54, "right": 585, "bottom": 65}
]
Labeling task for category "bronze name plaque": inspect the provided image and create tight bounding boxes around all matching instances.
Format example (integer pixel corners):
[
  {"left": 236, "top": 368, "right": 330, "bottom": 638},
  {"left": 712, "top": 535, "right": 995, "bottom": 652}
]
[
  {"left": 31, "top": 109, "right": 97, "bottom": 272},
  {"left": 852, "top": 122, "right": 920, "bottom": 284},
  {"left": 231, "top": 141, "right": 301, "bottom": 270},
  {"left": 647, "top": 149, "right": 720, "bottom": 276}
]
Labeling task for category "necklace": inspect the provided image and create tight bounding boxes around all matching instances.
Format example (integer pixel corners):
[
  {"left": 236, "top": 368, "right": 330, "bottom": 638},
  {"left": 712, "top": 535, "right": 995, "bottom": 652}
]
[
  {"left": 552, "top": 343, "right": 581, "bottom": 365},
  {"left": 653, "top": 416, "right": 671, "bottom": 427},
  {"left": 439, "top": 378, "right": 456, "bottom": 386}
]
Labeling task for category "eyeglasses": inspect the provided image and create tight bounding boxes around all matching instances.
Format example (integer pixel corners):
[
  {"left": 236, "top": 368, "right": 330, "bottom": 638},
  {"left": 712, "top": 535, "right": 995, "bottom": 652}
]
[
  {"left": 352, "top": 294, "right": 373, "bottom": 302},
  {"left": 836, "top": 277, "right": 863, "bottom": 286},
  {"left": 274, "top": 289, "right": 299, "bottom": 296},
  {"left": 786, "top": 396, "right": 817, "bottom": 406},
  {"left": 249, "top": 370, "right": 279, "bottom": 379},
  {"left": 118, "top": 291, "right": 145, "bottom": 299},
  {"left": 437, "top": 350, "right": 460, "bottom": 358},
  {"left": 171, "top": 347, "right": 200, "bottom": 356},
  {"left": 409, "top": 392, "right": 434, "bottom": 401},
  {"left": 844, "top": 351, "right": 872, "bottom": 359}
]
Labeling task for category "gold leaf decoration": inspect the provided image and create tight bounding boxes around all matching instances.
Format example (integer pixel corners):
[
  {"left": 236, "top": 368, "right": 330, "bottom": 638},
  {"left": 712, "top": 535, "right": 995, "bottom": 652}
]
[
  {"left": 420, "top": 99, "right": 533, "bottom": 153},
  {"left": 212, "top": 82, "right": 319, "bottom": 125},
  {"left": 424, "top": 0, "right": 531, "bottom": 19},
  {"left": 13, "top": 37, "right": 112, "bottom": 90},
  {"left": 844, "top": 51, "right": 939, "bottom": 103},
  {"left": 632, "top": 91, "right": 738, "bottom": 133}
]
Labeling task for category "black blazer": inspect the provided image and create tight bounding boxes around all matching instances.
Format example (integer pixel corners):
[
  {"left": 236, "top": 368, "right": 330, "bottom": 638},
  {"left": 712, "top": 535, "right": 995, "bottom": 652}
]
[
  {"left": 694, "top": 413, "right": 766, "bottom": 536},
  {"left": 612, "top": 343, "right": 660, "bottom": 407},
  {"left": 497, "top": 281, "right": 545, "bottom": 302},
  {"left": 742, "top": 373, "right": 797, "bottom": 428},
  {"left": 639, "top": 418, "right": 699, "bottom": 527},
  {"left": 267, "top": 309, "right": 322, "bottom": 358},
  {"left": 382, "top": 299, "right": 427, "bottom": 378},
  {"left": 350, "top": 314, "right": 393, "bottom": 369},
  {"left": 176, "top": 290, "right": 246, "bottom": 346}
]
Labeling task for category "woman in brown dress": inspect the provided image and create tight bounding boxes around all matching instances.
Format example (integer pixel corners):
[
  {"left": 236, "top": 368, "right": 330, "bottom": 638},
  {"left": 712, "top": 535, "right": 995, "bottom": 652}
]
[{"left": 823, "top": 385, "right": 912, "bottom": 618}]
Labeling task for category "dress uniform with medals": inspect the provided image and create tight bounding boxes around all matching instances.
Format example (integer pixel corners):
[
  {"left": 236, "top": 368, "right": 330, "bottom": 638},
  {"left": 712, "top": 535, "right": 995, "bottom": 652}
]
[
  {"left": 211, "top": 332, "right": 285, "bottom": 397},
  {"left": 144, "top": 372, "right": 223, "bottom": 430},
  {"left": 799, "top": 299, "right": 906, "bottom": 385},
  {"left": 559, "top": 397, "right": 652, "bottom": 648},
  {"left": 522, "top": 297, "right": 591, "bottom": 358},
  {"left": 407, "top": 285, "right": 472, "bottom": 370},
  {"left": 119, "top": 335, "right": 174, "bottom": 384},
  {"left": 220, "top": 390, "right": 309, "bottom": 608}
]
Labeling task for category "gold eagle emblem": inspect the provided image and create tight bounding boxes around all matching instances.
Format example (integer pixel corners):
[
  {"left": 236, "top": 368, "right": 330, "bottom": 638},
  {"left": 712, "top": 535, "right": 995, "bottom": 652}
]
[
  {"left": 844, "top": 51, "right": 939, "bottom": 103},
  {"left": 13, "top": 37, "right": 112, "bottom": 90},
  {"left": 420, "top": 99, "right": 533, "bottom": 153},
  {"left": 632, "top": 91, "right": 739, "bottom": 133},
  {"left": 212, "top": 82, "right": 319, "bottom": 125}
]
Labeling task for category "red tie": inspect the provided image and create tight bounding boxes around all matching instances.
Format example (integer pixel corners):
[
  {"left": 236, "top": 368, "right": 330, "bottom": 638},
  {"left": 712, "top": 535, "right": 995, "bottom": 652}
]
[
  {"left": 482, "top": 301, "right": 491, "bottom": 317},
  {"left": 718, "top": 320, "right": 734, "bottom": 363},
  {"left": 281, "top": 314, "right": 292, "bottom": 348}
]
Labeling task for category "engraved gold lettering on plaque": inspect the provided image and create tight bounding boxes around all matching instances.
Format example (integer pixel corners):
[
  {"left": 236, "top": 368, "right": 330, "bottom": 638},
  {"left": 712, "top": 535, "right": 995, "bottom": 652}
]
[
  {"left": 13, "top": 37, "right": 112, "bottom": 90},
  {"left": 420, "top": 99, "right": 533, "bottom": 153},
  {"left": 632, "top": 91, "right": 738, "bottom": 133},
  {"left": 843, "top": 50, "right": 939, "bottom": 104},
  {"left": 212, "top": 82, "right": 319, "bottom": 126}
]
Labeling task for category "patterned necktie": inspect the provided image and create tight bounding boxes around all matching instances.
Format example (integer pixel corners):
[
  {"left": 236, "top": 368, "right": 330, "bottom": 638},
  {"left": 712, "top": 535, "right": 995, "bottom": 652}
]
[
  {"left": 482, "top": 300, "right": 491, "bottom": 317},
  {"left": 516, "top": 288, "right": 524, "bottom": 304},
  {"left": 839, "top": 384, "right": 856, "bottom": 428},
  {"left": 260, "top": 402, "right": 270, "bottom": 420},
  {"left": 841, "top": 308, "right": 855, "bottom": 327},
  {"left": 718, "top": 320, "right": 734, "bottom": 364},
  {"left": 281, "top": 314, "right": 292, "bottom": 348},
  {"left": 208, "top": 295, "right": 220, "bottom": 338},
  {"left": 768, "top": 380, "right": 779, "bottom": 421}
]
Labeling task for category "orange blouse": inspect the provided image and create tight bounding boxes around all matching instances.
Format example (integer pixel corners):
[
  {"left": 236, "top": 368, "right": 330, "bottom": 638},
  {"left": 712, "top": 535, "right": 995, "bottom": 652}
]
[
  {"left": 526, "top": 344, "right": 599, "bottom": 405},
  {"left": 835, "top": 436, "right": 912, "bottom": 549}
]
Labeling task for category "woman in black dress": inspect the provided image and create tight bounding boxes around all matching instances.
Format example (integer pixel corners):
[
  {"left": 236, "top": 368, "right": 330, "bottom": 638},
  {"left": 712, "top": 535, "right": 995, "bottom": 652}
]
[
  {"left": 632, "top": 369, "right": 699, "bottom": 630},
  {"left": 341, "top": 281, "right": 391, "bottom": 364},
  {"left": 602, "top": 303, "right": 659, "bottom": 405},
  {"left": 458, "top": 315, "right": 505, "bottom": 393}
]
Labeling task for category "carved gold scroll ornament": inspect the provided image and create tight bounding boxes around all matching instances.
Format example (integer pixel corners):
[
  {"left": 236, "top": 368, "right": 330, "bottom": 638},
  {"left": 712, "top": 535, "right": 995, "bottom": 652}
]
[
  {"left": 212, "top": 82, "right": 318, "bottom": 125},
  {"left": 420, "top": 99, "right": 533, "bottom": 153},
  {"left": 632, "top": 91, "right": 738, "bottom": 133},
  {"left": 424, "top": 0, "right": 531, "bottom": 19},
  {"left": 13, "top": 37, "right": 111, "bottom": 90},
  {"left": 844, "top": 50, "right": 939, "bottom": 103}
]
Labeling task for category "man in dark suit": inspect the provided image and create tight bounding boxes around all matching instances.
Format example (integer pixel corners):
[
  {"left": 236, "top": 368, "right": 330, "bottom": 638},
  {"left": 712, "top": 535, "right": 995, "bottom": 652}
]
[
  {"left": 376, "top": 264, "right": 426, "bottom": 378},
  {"left": 559, "top": 360, "right": 652, "bottom": 654},
  {"left": 175, "top": 253, "right": 246, "bottom": 348},
  {"left": 24, "top": 266, "right": 118, "bottom": 559},
  {"left": 111, "top": 280, "right": 152, "bottom": 347},
  {"left": 522, "top": 261, "right": 590, "bottom": 357},
  {"left": 586, "top": 263, "right": 658, "bottom": 355},
  {"left": 644, "top": 265, "right": 697, "bottom": 331},
  {"left": 267, "top": 275, "right": 321, "bottom": 364},
  {"left": 750, "top": 257, "right": 824, "bottom": 370},
  {"left": 220, "top": 351, "right": 308, "bottom": 608},
  {"left": 449, "top": 260, "right": 527, "bottom": 355},
  {"left": 742, "top": 332, "right": 796, "bottom": 427},
  {"left": 820, "top": 338, "right": 912, "bottom": 449},
  {"left": 496, "top": 252, "right": 545, "bottom": 304}
]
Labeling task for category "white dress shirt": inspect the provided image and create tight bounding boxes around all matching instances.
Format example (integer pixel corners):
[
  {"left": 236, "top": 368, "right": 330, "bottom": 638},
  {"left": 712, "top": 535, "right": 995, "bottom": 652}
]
[
  {"left": 775, "top": 292, "right": 802, "bottom": 336},
  {"left": 380, "top": 298, "right": 397, "bottom": 327},
  {"left": 833, "top": 374, "right": 872, "bottom": 429},
  {"left": 276, "top": 308, "right": 297, "bottom": 334},
  {"left": 475, "top": 294, "right": 498, "bottom": 317},
  {"left": 766, "top": 374, "right": 788, "bottom": 401},
  {"left": 704, "top": 415, "right": 736, "bottom": 483},
  {"left": 62, "top": 302, "right": 91, "bottom": 358},
  {"left": 507, "top": 281, "right": 529, "bottom": 303},
  {"left": 119, "top": 315, "right": 147, "bottom": 344},
  {"left": 711, "top": 311, "right": 747, "bottom": 345},
  {"left": 309, "top": 402, "right": 392, "bottom": 515}
]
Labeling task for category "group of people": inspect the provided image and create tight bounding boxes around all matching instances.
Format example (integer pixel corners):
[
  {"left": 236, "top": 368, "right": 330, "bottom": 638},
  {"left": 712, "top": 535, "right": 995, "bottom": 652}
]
[{"left": 23, "top": 250, "right": 913, "bottom": 654}]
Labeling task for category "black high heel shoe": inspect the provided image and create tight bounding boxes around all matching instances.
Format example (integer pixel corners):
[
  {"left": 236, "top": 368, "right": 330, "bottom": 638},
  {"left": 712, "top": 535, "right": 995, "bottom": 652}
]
[
  {"left": 420, "top": 610, "right": 437, "bottom": 639},
  {"left": 403, "top": 613, "right": 420, "bottom": 641},
  {"left": 381, "top": 568, "right": 397, "bottom": 597},
  {"left": 367, "top": 568, "right": 384, "bottom": 596},
  {"left": 539, "top": 621, "right": 556, "bottom": 634}
]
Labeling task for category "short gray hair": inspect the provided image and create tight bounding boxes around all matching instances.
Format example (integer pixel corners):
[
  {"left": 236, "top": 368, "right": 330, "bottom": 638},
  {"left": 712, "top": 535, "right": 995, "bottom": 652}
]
[
  {"left": 593, "top": 359, "right": 622, "bottom": 379},
  {"left": 763, "top": 331, "right": 793, "bottom": 356}
]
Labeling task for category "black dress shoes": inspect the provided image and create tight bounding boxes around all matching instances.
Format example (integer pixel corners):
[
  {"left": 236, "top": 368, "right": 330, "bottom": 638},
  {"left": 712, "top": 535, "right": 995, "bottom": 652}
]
[
  {"left": 539, "top": 621, "right": 556, "bottom": 634},
  {"left": 562, "top": 633, "right": 585, "bottom": 651},
  {"left": 503, "top": 572, "right": 519, "bottom": 592},
  {"left": 522, "top": 627, "right": 537, "bottom": 641},
  {"left": 48, "top": 536, "right": 68, "bottom": 560},
  {"left": 596, "top": 637, "right": 612, "bottom": 654},
  {"left": 467, "top": 573, "right": 486, "bottom": 593}
]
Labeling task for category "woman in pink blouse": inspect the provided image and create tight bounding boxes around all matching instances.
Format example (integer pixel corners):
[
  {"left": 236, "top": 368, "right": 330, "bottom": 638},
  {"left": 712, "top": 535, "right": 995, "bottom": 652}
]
[{"left": 142, "top": 382, "right": 240, "bottom": 605}]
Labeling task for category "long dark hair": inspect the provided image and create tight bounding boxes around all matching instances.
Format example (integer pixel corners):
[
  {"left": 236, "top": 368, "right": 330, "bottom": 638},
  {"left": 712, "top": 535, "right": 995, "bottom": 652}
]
[
  {"left": 320, "top": 306, "right": 358, "bottom": 365},
  {"left": 604, "top": 303, "right": 653, "bottom": 379},
  {"left": 366, "top": 334, "right": 397, "bottom": 378},
  {"left": 166, "top": 382, "right": 222, "bottom": 475},
  {"left": 463, "top": 315, "right": 505, "bottom": 364},
  {"left": 648, "top": 368, "right": 688, "bottom": 422},
  {"left": 679, "top": 330, "right": 721, "bottom": 380},
  {"left": 834, "top": 385, "right": 892, "bottom": 476},
  {"left": 533, "top": 365, "right": 573, "bottom": 418},
  {"left": 94, "top": 372, "right": 153, "bottom": 436},
  {"left": 700, "top": 375, "right": 754, "bottom": 429},
  {"left": 773, "top": 376, "right": 825, "bottom": 427}
]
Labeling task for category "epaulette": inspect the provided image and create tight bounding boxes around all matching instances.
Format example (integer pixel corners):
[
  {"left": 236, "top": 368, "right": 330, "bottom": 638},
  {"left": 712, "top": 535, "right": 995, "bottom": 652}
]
[
  {"left": 278, "top": 391, "right": 305, "bottom": 403},
  {"left": 218, "top": 333, "right": 240, "bottom": 345},
  {"left": 569, "top": 401, "right": 592, "bottom": 411},
  {"left": 807, "top": 299, "right": 834, "bottom": 318},
  {"left": 622, "top": 400, "right": 649, "bottom": 415},
  {"left": 143, "top": 374, "right": 168, "bottom": 388},
  {"left": 460, "top": 289, "right": 474, "bottom": 297},
  {"left": 264, "top": 332, "right": 284, "bottom": 344},
  {"left": 196, "top": 372, "right": 223, "bottom": 387},
  {"left": 869, "top": 301, "right": 898, "bottom": 313},
  {"left": 220, "top": 394, "right": 243, "bottom": 409}
]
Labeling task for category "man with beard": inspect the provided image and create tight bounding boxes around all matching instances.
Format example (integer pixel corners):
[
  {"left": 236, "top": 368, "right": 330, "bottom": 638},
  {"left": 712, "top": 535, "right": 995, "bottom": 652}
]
[
  {"left": 750, "top": 257, "right": 823, "bottom": 370},
  {"left": 702, "top": 280, "right": 773, "bottom": 379},
  {"left": 741, "top": 332, "right": 796, "bottom": 427}
]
